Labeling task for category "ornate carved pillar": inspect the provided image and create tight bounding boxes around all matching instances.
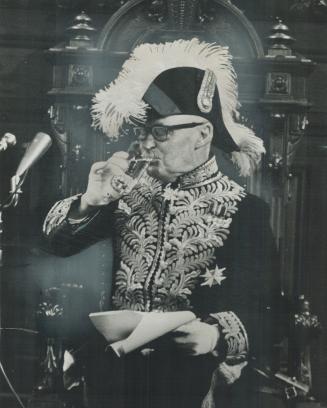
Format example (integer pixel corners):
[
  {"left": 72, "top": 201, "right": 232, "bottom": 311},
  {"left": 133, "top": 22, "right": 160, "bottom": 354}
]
[
  {"left": 259, "top": 20, "right": 316, "bottom": 297},
  {"left": 291, "top": 296, "right": 322, "bottom": 390},
  {"left": 46, "top": 11, "right": 103, "bottom": 197}
]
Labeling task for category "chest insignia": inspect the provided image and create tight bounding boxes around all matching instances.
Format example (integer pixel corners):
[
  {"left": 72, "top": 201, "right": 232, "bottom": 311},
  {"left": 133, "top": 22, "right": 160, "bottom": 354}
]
[{"left": 200, "top": 265, "right": 227, "bottom": 287}]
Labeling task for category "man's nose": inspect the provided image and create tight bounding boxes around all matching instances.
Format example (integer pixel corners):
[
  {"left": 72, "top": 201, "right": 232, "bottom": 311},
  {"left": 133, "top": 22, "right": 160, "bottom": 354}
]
[{"left": 141, "top": 134, "right": 156, "bottom": 150}]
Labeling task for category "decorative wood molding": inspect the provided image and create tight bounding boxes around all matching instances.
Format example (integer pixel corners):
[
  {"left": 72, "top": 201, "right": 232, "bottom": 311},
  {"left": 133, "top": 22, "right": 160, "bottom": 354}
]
[{"left": 97, "top": 0, "right": 264, "bottom": 57}]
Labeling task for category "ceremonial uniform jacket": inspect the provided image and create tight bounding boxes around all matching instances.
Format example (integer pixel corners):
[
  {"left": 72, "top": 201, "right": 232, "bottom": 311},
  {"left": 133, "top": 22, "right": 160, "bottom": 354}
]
[{"left": 43, "top": 156, "right": 283, "bottom": 408}]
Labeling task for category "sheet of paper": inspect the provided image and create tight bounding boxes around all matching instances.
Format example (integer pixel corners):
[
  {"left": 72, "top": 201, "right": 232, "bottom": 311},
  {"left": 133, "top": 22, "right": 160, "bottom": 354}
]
[
  {"left": 89, "top": 310, "right": 196, "bottom": 356},
  {"left": 89, "top": 310, "right": 144, "bottom": 343}
]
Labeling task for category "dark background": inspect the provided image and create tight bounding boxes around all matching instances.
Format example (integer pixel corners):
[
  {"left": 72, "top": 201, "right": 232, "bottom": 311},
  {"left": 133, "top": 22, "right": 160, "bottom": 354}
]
[{"left": 0, "top": 0, "right": 326, "bottom": 406}]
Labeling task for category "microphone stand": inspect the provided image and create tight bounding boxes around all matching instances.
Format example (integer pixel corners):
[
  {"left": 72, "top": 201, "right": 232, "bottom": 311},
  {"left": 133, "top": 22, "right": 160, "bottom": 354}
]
[
  {"left": 0, "top": 132, "right": 52, "bottom": 408},
  {"left": 0, "top": 173, "right": 25, "bottom": 259},
  {"left": 0, "top": 172, "right": 25, "bottom": 366}
]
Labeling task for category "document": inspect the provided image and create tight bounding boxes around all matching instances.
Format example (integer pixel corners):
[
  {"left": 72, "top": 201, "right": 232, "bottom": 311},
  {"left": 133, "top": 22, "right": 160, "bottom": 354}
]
[{"left": 89, "top": 310, "right": 196, "bottom": 356}]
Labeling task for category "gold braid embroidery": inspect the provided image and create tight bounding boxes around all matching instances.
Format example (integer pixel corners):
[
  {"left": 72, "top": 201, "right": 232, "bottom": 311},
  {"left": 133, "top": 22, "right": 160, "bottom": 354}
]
[
  {"left": 197, "top": 69, "right": 217, "bottom": 114},
  {"left": 210, "top": 311, "right": 249, "bottom": 362},
  {"left": 112, "top": 167, "right": 245, "bottom": 312},
  {"left": 43, "top": 194, "right": 81, "bottom": 236}
]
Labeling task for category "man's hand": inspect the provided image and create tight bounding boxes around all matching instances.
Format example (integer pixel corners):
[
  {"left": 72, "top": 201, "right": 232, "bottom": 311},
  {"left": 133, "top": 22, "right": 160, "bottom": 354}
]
[
  {"left": 171, "top": 320, "right": 219, "bottom": 356},
  {"left": 69, "top": 152, "right": 134, "bottom": 219},
  {"left": 82, "top": 151, "right": 134, "bottom": 207}
]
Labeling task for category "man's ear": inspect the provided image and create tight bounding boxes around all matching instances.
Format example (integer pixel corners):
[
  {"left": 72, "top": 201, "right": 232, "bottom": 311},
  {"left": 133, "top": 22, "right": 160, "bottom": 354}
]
[{"left": 195, "top": 122, "right": 213, "bottom": 149}]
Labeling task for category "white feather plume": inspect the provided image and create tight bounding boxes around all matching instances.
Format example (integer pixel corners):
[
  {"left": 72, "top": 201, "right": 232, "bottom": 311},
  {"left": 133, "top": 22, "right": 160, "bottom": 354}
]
[{"left": 91, "top": 38, "right": 265, "bottom": 176}]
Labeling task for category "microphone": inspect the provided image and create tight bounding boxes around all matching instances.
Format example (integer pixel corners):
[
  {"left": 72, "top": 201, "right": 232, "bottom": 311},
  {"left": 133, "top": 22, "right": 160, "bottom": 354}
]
[
  {"left": 9, "top": 132, "right": 52, "bottom": 204},
  {"left": 0, "top": 133, "right": 16, "bottom": 152},
  {"left": 15, "top": 132, "right": 52, "bottom": 177}
]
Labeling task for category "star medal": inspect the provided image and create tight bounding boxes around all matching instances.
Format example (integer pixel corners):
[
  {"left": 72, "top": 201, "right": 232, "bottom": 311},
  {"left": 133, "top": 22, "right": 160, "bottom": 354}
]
[{"left": 200, "top": 265, "right": 227, "bottom": 287}]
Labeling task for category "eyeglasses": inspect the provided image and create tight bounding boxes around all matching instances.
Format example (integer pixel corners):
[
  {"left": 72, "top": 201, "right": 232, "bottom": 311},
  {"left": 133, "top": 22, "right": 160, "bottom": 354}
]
[{"left": 132, "top": 122, "right": 207, "bottom": 142}]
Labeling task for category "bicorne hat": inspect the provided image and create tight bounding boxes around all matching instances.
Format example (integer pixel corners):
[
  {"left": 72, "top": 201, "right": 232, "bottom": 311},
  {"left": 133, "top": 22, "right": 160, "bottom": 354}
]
[{"left": 91, "top": 38, "right": 265, "bottom": 176}]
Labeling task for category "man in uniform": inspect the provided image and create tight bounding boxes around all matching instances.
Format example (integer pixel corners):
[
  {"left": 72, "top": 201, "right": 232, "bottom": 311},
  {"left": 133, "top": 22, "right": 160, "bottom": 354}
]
[{"left": 43, "top": 38, "right": 283, "bottom": 408}]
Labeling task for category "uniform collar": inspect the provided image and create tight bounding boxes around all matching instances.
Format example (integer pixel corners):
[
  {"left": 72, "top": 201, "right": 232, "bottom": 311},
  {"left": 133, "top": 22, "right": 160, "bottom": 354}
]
[{"left": 174, "top": 156, "right": 219, "bottom": 189}]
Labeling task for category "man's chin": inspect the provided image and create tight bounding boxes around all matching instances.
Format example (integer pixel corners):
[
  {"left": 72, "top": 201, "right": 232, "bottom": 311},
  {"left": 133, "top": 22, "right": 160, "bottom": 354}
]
[{"left": 146, "top": 165, "right": 175, "bottom": 183}]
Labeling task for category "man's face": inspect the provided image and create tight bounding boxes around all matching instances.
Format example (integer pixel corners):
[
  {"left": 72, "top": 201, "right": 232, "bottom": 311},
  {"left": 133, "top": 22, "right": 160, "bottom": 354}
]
[{"left": 137, "top": 115, "right": 211, "bottom": 183}]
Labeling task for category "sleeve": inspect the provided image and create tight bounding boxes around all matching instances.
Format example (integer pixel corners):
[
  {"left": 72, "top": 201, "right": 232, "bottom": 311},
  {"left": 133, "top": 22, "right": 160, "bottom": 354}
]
[
  {"left": 205, "top": 195, "right": 286, "bottom": 365},
  {"left": 42, "top": 194, "right": 117, "bottom": 257}
]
